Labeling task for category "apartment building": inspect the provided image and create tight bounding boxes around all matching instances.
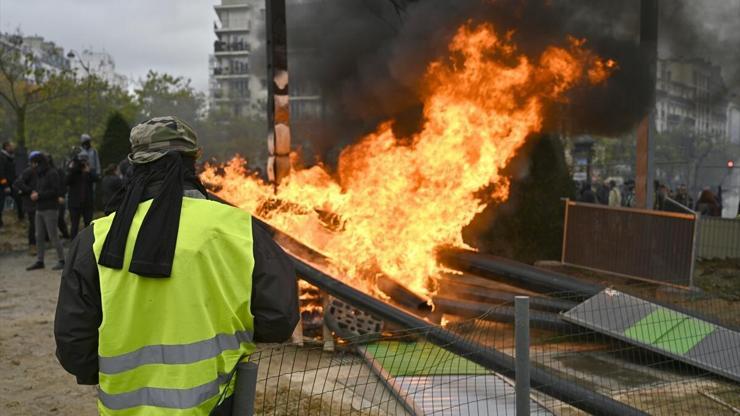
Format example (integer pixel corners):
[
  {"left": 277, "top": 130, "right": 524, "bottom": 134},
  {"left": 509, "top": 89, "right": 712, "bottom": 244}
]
[
  {"left": 0, "top": 33, "right": 70, "bottom": 77},
  {"left": 656, "top": 57, "right": 728, "bottom": 138},
  {"left": 68, "top": 49, "right": 127, "bottom": 89},
  {"left": 209, "top": 0, "right": 266, "bottom": 117}
]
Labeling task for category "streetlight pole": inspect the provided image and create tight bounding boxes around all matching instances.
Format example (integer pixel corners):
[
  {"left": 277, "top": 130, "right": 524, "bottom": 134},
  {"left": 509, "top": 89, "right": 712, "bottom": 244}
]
[{"left": 66, "top": 50, "right": 92, "bottom": 134}]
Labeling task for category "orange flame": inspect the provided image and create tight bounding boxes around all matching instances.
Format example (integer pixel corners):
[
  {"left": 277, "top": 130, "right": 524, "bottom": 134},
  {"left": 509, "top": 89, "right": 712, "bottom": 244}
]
[{"left": 202, "top": 23, "right": 614, "bottom": 296}]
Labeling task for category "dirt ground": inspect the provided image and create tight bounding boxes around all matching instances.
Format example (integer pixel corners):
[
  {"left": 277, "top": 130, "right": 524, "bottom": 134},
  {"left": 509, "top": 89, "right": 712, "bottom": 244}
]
[{"left": 1, "top": 216, "right": 97, "bottom": 415}]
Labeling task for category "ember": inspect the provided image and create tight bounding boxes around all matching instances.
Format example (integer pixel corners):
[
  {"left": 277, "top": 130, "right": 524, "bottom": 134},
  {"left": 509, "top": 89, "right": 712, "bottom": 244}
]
[{"left": 201, "top": 22, "right": 614, "bottom": 297}]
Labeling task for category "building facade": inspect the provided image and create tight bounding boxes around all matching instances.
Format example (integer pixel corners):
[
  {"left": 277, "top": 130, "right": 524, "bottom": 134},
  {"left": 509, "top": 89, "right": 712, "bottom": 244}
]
[
  {"left": 209, "top": 0, "right": 267, "bottom": 117},
  {"left": 728, "top": 91, "right": 740, "bottom": 145},
  {"left": 0, "top": 33, "right": 70, "bottom": 78},
  {"left": 69, "top": 49, "right": 127, "bottom": 89},
  {"left": 655, "top": 57, "right": 728, "bottom": 138}
]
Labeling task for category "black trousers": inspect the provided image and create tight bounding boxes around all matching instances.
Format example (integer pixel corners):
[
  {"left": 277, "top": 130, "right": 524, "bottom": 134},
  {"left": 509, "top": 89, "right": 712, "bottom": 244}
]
[
  {"left": 58, "top": 204, "right": 69, "bottom": 239},
  {"left": 69, "top": 206, "right": 93, "bottom": 239},
  {"left": 27, "top": 210, "right": 36, "bottom": 245},
  {"left": 13, "top": 194, "right": 23, "bottom": 219}
]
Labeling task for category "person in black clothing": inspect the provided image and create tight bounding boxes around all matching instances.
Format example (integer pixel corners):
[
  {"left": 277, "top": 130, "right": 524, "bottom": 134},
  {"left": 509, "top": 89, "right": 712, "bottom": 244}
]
[
  {"left": 100, "top": 163, "right": 123, "bottom": 209},
  {"left": 48, "top": 155, "right": 70, "bottom": 240},
  {"left": 117, "top": 157, "right": 132, "bottom": 180},
  {"left": 0, "top": 141, "right": 17, "bottom": 227},
  {"left": 579, "top": 181, "right": 596, "bottom": 203},
  {"left": 66, "top": 152, "right": 97, "bottom": 239},
  {"left": 26, "top": 152, "right": 65, "bottom": 270},
  {"left": 595, "top": 180, "right": 610, "bottom": 205},
  {"left": 13, "top": 152, "right": 40, "bottom": 250},
  {"left": 674, "top": 184, "right": 694, "bottom": 209}
]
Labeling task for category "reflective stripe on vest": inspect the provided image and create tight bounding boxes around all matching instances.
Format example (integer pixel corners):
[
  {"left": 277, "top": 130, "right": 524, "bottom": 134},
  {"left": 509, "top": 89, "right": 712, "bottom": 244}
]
[
  {"left": 98, "top": 374, "right": 230, "bottom": 410},
  {"left": 99, "top": 330, "right": 253, "bottom": 374},
  {"left": 92, "top": 198, "right": 256, "bottom": 415}
]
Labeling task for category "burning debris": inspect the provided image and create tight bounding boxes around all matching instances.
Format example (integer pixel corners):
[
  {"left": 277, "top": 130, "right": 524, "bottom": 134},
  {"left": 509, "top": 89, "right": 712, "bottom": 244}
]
[
  {"left": 206, "top": 12, "right": 624, "bottom": 355},
  {"left": 202, "top": 22, "right": 615, "bottom": 299}
]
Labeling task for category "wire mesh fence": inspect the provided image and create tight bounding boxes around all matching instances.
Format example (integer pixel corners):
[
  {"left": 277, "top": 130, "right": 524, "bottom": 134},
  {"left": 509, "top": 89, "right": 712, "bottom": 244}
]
[
  {"left": 243, "top": 271, "right": 740, "bottom": 416},
  {"left": 697, "top": 216, "right": 740, "bottom": 261}
]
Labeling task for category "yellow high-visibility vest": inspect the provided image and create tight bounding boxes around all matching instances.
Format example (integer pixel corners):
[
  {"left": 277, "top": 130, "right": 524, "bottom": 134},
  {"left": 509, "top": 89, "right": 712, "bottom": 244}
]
[{"left": 92, "top": 197, "right": 255, "bottom": 415}]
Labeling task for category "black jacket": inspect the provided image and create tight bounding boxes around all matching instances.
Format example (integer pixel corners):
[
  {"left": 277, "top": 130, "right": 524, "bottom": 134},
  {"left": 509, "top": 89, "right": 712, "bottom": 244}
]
[
  {"left": 54, "top": 201, "right": 299, "bottom": 387},
  {"left": 0, "top": 150, "right": 15, "bottom": 191},
  {"left": 100, "top": 174, "right": 123, "bottom": 207},
  {"left": 13, "top": 167, "right": 37, "bottom": 213},
  {"left": 65, "top": 162, "right": 98, "bottom": 209},
  {"left": 33, "top": 164, "right": 63, "bottom": 211}
]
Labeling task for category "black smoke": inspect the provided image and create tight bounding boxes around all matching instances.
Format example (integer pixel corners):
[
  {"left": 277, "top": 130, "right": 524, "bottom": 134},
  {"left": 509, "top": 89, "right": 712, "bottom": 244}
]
[
  {"left": 659, "top": 0, "right": 740, "bottom": 96},
  {"left": 280, "top": 0, "right": 734, "bottom": 165}
]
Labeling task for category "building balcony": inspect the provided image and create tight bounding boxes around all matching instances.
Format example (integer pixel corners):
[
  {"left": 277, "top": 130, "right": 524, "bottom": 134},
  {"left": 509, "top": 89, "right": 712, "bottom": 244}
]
[
  {"left": 214, "top": 26, "right": 249, "bottom": 34},
  {"left": 214, "top": 3, "right": 249, "bottom": 11},
  {"left": 213, "top": 68, "right": 250, "bottom": 79},
  {"left": 212, "top": 93, "right": 251, "bottom": 103},
  {"left": 214, "top": 40, "right": 250, "bottom": 55},
  {"left": 214, "top": 49, "right": 249, "bottom": 56}
]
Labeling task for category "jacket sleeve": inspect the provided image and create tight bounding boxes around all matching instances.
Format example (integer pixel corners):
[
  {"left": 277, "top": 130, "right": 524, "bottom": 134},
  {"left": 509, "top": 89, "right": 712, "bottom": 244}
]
[
  {"left": 0, "top": 156, "right": 8, "bottom": 189},
  {"left": 250, "top": 218, "right": 299, "bottom": 343},
  {"left": 54, "top": 226, "right": 102, "bottom": 385},
  {"left": 13, "top": 170, "right": 32, "bottom": 195}
]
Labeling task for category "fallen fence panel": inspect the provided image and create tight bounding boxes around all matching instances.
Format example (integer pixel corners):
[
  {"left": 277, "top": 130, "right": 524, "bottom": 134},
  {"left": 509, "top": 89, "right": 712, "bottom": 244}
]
[{"left": 562, "top": 289, "right": 740, "bottom": 384}]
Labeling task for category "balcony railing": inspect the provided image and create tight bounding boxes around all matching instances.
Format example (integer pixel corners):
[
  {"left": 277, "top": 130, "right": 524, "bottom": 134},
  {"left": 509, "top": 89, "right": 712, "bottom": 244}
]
[
  {"left": 214, "top": 40, "right": 250, "bottom": 53},
  {"left": 213, "top": 67, "right": 249, "bottom": 77},
  {"left": 212, "top": 90, "right": 250, "bottom": 101}
]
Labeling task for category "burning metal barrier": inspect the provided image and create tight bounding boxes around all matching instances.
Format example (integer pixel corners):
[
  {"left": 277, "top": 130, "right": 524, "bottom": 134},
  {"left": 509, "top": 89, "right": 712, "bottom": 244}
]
[
  {"left": 241, "top": 210, "right": 645, "bottom": 415},
  {"left": 284, "top": 247, "right": 647, "bottom": 416}
]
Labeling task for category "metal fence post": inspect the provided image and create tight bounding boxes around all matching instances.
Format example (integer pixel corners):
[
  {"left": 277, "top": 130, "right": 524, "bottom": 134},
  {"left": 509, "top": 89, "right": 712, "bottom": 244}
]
[
  {"left": 689, "top": 212, "right": 701, "bottom": 288},
  {"left": 561, "top": 198, "right": 570, "bottom": 264},
  {"left": 515, "top": 296, "right": 530, "bottom": 416},
  {"left": 231, "top": 361, "right": 259, "bottom": 416}
]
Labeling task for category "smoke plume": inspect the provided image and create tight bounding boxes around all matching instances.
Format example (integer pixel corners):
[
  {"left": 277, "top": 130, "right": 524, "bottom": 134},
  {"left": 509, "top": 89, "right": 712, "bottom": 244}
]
[
  {"left": 281, "top": 0, "right": 736, "bottom": 164},
  {"left": 659, "top": 0, "right": 740, "bottom": 93}
]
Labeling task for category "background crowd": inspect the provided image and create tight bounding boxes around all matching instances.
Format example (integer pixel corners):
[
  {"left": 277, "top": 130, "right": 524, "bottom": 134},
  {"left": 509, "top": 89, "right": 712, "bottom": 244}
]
[
  {"left": 575, "top": 178, "right": 727, "bottom": 217},
  {"left": 0, "top": 136, "right": 125, "bottom": 270}
]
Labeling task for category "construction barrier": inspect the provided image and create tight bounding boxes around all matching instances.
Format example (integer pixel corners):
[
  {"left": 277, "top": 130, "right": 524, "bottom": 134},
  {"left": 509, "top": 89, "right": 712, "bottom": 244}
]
[
  {"left": 697, "top": 216, "right": 740, "bottom": 260},
  {"left": 561, "top": 200, "right": 697, "bottom": 287}
]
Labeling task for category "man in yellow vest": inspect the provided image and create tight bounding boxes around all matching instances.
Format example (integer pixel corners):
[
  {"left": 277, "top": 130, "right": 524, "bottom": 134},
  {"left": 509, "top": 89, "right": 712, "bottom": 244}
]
[{"left": 54, "top": 116, "right": 299, "bottom": 415}]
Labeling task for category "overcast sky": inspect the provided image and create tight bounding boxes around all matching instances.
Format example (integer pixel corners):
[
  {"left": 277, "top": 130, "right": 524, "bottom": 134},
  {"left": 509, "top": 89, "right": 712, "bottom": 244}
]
[{"left": 0, "top": 0, "right": 220, "bottom": 92}]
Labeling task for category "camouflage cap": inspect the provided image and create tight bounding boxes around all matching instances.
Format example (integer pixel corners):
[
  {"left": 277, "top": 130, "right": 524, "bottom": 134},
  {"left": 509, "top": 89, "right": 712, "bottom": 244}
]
[{"left": 128, "top": 116, "right": 199, "bottom": 164}]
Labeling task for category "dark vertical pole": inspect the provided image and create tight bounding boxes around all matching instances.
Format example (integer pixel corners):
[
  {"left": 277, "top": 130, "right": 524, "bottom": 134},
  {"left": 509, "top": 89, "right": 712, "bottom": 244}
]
[
  {"left": 586, "top": 144, "right": 593, "bottom": 184},
  {"left": 265, "top": 0, "right": 291, "bottom": 185},
  {"left": 636, "top": 0, "right": 658, "bottom": 208},
  {"left": 231, "top": 361, "right": 259, "bottom": 415},
  {"left": 266, "top": 0, "right": 300, "bottom": 340},
  {"left": 515, "top": 296, "right": 531, "bottom": 416}
]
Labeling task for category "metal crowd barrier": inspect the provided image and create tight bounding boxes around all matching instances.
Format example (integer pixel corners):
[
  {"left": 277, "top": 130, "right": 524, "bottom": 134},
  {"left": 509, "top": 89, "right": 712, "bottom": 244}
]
[
  {"left": 696, "top": 216, "right": 740, "bottom": 260},
  {"left": 561, "top": 200, "right": 698, "bottom": 287}
]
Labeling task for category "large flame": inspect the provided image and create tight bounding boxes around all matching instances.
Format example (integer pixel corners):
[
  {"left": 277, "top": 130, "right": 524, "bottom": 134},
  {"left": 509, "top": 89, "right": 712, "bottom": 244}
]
[{"left": 202, "top": 23, "right": 613, "bottom": 296}]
